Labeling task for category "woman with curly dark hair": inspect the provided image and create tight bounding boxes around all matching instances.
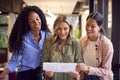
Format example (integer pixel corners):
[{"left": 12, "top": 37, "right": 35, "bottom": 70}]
[{"left": 0, "top": 6, "right": 50, "bottom": 80}]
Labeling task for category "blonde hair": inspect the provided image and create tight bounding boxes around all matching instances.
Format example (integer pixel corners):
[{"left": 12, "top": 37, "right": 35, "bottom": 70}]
[{"left": 50, "top": 15, "right": 73, "bottom": 53}]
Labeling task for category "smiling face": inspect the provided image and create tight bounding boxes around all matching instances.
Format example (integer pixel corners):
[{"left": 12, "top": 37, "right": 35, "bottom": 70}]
[
  {"left": 56, "top": 21, "right": 70, "bottom": 41},
  {"left": 28, "top": 11, "right": 41, "bottom": 33},
  {"left": 86, "top": 18, "right": 100, "bottom": 41}
]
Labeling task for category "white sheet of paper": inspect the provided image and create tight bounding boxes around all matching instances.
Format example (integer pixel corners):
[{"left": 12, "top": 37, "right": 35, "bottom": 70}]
[{"left": 43, "top": 62, "right": 77, "bottom": 72}]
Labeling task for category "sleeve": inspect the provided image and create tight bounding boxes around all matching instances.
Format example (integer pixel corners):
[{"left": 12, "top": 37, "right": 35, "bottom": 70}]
[
  {"left": 41, "top": 39, "right": 51, "bottom": 66},
  {"left": 88, "top": 39, "right": 114, "bottom": 77},
  {"left": 74, "top": 40, "right": 83, "bottom": 63},
  {"left": 5, "top": 52, "right": 19, "bottom": 72}
]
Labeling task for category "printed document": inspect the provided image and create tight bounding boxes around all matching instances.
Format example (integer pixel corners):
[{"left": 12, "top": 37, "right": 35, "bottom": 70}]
[{"left": 43, "top": 62, "right": 77, "bottom": 72}]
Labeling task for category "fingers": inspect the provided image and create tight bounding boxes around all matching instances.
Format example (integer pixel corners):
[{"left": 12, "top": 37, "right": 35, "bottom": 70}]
[
  {"left": 80, "top": 64, "right": 84, "bottom": 71},
  {"left": 76, "top": 63, "right": 86, "bottom": 72},
  {"left": 76, "top": 63, "right": 81, "bottom": 72},
  {"left": 45, "top": 71, "right": 54, "bottom": 77},
  {"left": 68, "top": 71, "right": 79, "bottom": 78},
  {"left": 76, "top": 63, "right": 84, "bottom": 72},
  {"left": 0, "top": 73, "right": 5, "bottom": 80},
  {"left": 76, "top": 63, "right": 90, "bottom": 73}
]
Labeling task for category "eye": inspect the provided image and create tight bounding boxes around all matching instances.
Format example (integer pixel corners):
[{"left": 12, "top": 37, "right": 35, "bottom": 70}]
[
  {"left": 57, "top": 27, "right": 62, "bottom": 30},
  {"left": 64, "top": 27, "right": 68, "bottom": 30},
  {"left": 28, "top": 20, "right": 34, "bottom": 23},
  {"left": 86, "top": 23, "right": 90, "bottom": 27},
  {"left": 36, "top": 18, "right": 40, "bottom": 21},
  {"left": 91, "top": 25, "right": 96, "bottom": 28}
]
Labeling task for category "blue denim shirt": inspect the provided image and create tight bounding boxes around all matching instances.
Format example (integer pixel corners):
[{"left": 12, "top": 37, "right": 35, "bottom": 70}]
[{"left": 5, "top": 30, "right": 49, "bottom": 72}]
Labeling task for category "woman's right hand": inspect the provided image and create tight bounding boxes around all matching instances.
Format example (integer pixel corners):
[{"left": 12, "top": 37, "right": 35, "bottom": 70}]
[
  {"left": 44, "top": 70, "right": 54, "bottom": 77},
  {"left": 0, "top": 72, "right": 6, "bottom": 80},
  {"left": 0, "top": 68, "right": 10, "bottom": 80}
]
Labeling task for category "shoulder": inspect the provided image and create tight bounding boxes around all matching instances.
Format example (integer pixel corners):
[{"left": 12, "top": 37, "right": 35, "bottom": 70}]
[
  {"left": 100, "top": 35, "right": 114, "bottom": 52},
  {"left": 72, "top": 39, "right": 80, "bottom": 44},
  {"left": 79, "top": 36, "right": 87, "bottom": 46},
  {"left": 41, "top": 30, "right": 50, "bottom": 38},
  {"left": 71, "top": 38, "right": 81, "bottom": 47},
  {"left": 101, "top": 35, "right": 113, "bottom": 47},
  {"left": 44, "top": 37, "right": 51, "bottom": 43},
  {"left": 43, "top": 35, "right": 53, "bottom": 45},
  {"left": 79, "top": 36, "right": 87, "bottom": 42}
]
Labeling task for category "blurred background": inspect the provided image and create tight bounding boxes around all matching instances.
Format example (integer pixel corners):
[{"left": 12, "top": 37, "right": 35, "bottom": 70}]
[{"left": 1, "top": 0, "right": 120, "bottom": 80}]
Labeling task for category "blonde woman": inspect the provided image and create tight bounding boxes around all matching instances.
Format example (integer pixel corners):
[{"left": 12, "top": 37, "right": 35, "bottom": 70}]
[{"left": 41, "top": 15, "right": 83, "bottom": 80}]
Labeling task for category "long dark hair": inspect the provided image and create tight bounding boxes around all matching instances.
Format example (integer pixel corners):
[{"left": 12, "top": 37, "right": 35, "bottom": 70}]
[
  {"left": 9, "top": 6, "right": 50, "bottom": 53},
  {"left": 86, "top": 12, "right": 106, "bottom": 35}
]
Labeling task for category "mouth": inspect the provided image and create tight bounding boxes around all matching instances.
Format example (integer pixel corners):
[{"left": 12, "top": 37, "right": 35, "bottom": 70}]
[
  {"left": 60, "top": 34, "right": 66, "bottom": 36},
  {"left": 59, "top": 34, "right": 67, "bottom": 38},
  {"left": 87, "top": 30, "right": 92, "bottom": 33}
]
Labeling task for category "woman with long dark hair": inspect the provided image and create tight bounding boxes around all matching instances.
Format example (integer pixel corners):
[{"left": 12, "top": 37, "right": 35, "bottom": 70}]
[{"left": 0, "top": 6, "right": 50, "bottom": 80}]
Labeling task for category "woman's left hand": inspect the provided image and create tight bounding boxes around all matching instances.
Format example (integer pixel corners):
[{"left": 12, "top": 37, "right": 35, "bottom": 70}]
[{"left": 44, "top": 70, "right": 54, "bottom": 78}]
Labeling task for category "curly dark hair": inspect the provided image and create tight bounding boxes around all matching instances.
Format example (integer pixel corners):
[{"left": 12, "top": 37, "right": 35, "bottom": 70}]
[{"left": 9, "top": 6, "right": 50, "bottom": 53}]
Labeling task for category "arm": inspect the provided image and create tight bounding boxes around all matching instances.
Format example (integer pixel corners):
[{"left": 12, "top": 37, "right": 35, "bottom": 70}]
[
  {"left": 68, "top": 40, "right": 83, "bottom": 79},
  {"left": 74, "top": 40, "right": 83, "bottom": 63},
  {"left": 0, "top": 52, "right": 19, "bottom": 79},
  {"left": 41, "top": 39, "right": 53, "bottom": 77},
  {"left": 41, "top": 39, "right": 51, "bottom": 63}
]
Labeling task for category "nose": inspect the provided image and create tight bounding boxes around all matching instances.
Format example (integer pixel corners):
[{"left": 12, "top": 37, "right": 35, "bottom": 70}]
[
  {"left": 61, "top": 29, "right": 65, "bottom": 34},
  {"left": 34, "top": 20, "right": 38, "bottom": 24},
  {"left": 86, "top": 26, "right": 92, "bottom": 30}
]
